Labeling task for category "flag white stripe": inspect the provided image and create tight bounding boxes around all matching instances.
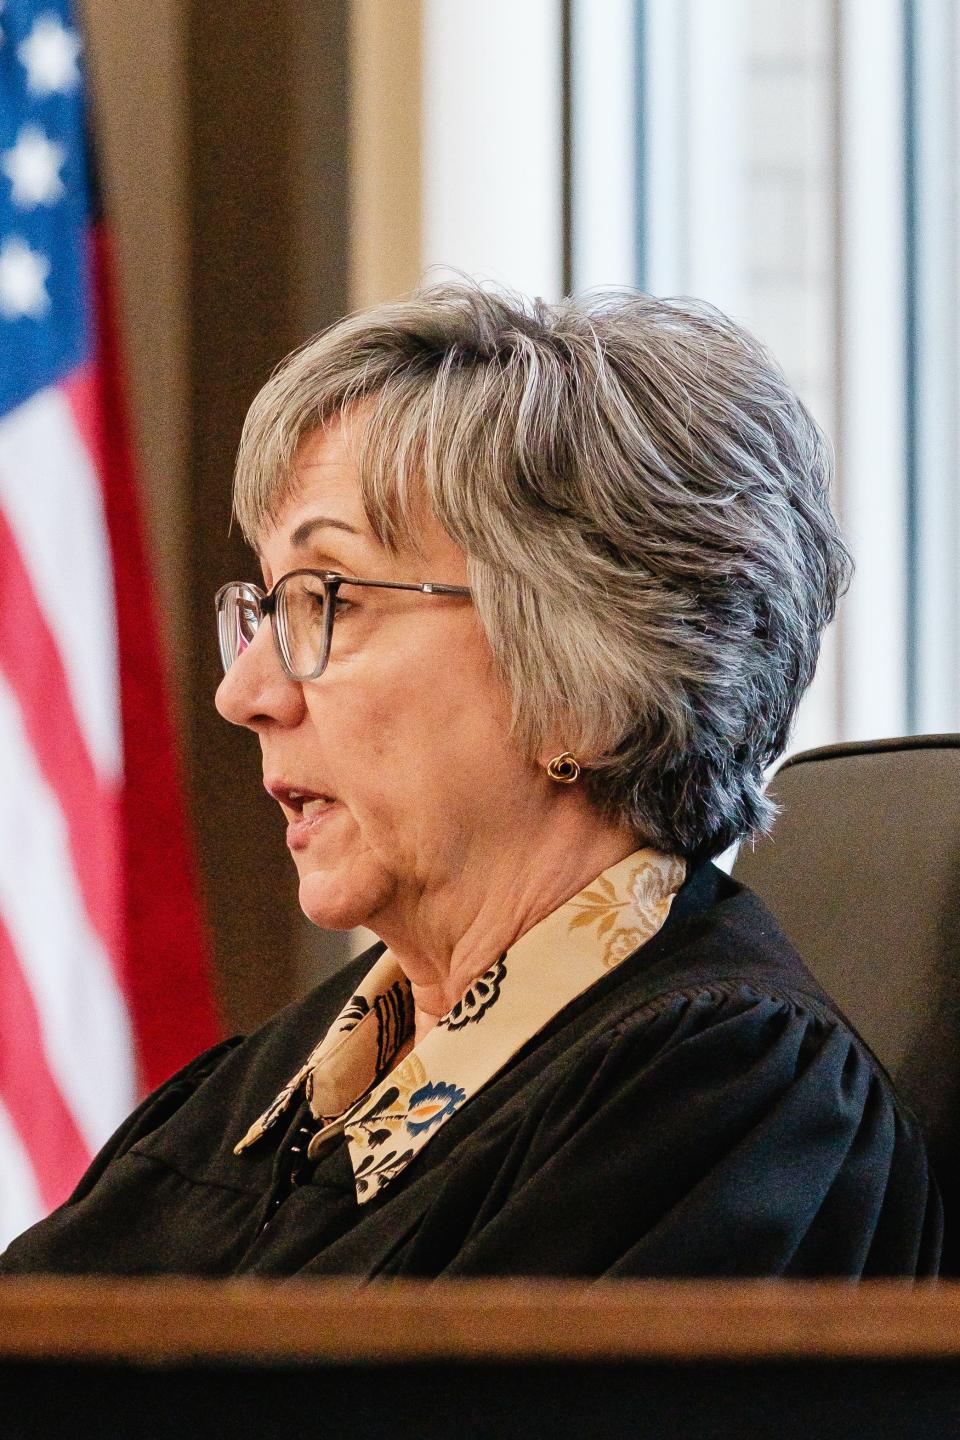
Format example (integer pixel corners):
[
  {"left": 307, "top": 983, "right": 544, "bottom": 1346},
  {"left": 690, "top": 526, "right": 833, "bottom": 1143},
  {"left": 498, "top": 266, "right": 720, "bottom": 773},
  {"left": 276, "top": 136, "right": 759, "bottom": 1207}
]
[
  {"left": 0, "top": 672, "right": 135, "bottom": 1151},
  {"left": 0, "top": 387, "right": 122, "bottom": 781},
  {"left": 0, "top": 1096, "right": 44, "bottom": 1251}
]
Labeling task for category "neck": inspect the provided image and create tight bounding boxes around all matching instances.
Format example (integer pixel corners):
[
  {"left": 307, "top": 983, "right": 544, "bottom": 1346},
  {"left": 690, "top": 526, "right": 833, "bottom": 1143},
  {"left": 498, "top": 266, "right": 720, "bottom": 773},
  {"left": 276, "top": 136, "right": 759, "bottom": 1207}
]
[{"left": 373, "top": 804, "right": 642, "bottom": 1043}]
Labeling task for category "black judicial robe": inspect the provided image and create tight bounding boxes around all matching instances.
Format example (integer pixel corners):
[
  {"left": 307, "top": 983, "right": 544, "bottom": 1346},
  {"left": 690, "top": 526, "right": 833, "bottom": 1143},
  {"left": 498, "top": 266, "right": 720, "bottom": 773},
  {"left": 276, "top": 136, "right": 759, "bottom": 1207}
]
[{"left": 0, "top": 864, "right": 942, "bottom": 1278}]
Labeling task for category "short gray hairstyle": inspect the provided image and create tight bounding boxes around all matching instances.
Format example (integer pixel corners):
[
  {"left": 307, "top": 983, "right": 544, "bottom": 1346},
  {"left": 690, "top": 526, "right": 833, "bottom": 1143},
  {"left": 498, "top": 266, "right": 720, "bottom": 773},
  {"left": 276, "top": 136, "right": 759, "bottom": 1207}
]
[{"left": 234, "top": 282, "right": 852, "bottom": 859}]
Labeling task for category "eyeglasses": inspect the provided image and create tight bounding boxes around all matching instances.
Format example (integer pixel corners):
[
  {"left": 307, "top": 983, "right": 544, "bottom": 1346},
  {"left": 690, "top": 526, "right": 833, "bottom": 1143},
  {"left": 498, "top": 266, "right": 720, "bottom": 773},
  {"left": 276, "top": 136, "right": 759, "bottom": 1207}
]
[{"left": 215, "top": 569, "right": 473, "bottom": 682}]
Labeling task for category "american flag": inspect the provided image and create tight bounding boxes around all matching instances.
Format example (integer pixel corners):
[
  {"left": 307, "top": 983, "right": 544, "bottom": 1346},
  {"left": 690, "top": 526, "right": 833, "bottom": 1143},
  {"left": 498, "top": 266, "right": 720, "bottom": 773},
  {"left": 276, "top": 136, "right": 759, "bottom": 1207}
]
[{"left": 0, "top": 0, "right": 218, "bottom": 1247}]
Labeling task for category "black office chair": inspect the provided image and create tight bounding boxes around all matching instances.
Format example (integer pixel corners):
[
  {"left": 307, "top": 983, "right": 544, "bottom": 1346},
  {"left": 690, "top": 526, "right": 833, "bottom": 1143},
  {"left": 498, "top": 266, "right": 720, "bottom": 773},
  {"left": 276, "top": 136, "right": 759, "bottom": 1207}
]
[{"left": 732, "top": 734, "right": 960, "bottom": 1270}]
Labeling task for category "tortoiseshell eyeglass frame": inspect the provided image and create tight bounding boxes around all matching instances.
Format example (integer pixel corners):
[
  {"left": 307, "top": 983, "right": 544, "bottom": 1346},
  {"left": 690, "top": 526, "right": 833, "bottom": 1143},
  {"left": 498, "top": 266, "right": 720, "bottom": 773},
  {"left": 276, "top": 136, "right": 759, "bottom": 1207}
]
[{"left": 215, "top": 569, "right": 473, "bottom": 682}]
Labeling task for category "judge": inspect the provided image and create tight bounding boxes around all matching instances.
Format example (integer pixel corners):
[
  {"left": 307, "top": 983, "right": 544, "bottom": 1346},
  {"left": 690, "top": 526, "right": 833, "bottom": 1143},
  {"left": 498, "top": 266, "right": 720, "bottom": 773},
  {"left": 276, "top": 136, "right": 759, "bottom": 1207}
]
[{"left": 0, "top": 284, "right": 941, "bottom": 1277}]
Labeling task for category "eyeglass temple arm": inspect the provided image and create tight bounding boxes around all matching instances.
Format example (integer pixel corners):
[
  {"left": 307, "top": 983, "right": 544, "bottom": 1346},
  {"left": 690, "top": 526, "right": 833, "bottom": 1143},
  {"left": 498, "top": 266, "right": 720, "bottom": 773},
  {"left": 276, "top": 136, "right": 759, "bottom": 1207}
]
[
  {"left": 335, "top": 577, "right": 472, "bottom": 597},
  {"left": 216, "top": 575, "right": 472, "bottom": 608}
]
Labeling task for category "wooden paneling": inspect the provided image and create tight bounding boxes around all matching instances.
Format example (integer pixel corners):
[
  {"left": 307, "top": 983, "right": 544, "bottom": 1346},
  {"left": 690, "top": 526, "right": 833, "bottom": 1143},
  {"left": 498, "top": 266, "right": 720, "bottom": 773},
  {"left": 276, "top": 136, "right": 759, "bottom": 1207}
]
[
  {"left": 80, "top": 0, "right": 191, "bottom": 711},
  {"left": 1, "top": 1277, "right": 958, "bottom": 1361},
  {"left": 183, "top": 0, "right": 352, "bottom": 1031}
]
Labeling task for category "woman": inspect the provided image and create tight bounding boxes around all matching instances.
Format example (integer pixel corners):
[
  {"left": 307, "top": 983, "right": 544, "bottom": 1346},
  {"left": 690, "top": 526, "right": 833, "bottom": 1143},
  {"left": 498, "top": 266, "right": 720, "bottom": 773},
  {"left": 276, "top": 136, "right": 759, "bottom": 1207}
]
[{"left": 0, "top": 284, "right": 941, "bottom": 1277}]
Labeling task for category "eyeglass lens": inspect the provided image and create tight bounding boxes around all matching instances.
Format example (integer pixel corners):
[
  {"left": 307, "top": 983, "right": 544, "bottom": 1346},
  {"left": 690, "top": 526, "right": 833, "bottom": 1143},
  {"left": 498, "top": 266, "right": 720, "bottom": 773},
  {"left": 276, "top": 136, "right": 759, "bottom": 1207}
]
[
  {"left": 217, "top": 576, "right": 332, "bottom": 681},
  {"left": 218, "top": 583, "right": 261, "bottom": 672},
  {"left": 277, "top": 573, "right": 330, "bottom": 679}
]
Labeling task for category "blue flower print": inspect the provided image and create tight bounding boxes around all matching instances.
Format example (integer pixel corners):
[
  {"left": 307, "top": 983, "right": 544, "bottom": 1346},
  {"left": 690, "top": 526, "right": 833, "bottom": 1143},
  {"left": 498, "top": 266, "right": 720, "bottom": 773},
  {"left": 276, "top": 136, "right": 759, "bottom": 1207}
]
[{"left": 405, "top": 1080, "right": 466, "bottom": 1135}]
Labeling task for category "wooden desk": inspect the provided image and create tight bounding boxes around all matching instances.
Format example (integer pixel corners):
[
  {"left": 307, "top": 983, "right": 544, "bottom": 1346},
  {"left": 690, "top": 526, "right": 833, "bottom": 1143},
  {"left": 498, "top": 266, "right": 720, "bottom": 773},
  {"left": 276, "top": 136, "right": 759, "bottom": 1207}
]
[{"left": 3, "top": 1278, "right": 960, "bottom": 1438}]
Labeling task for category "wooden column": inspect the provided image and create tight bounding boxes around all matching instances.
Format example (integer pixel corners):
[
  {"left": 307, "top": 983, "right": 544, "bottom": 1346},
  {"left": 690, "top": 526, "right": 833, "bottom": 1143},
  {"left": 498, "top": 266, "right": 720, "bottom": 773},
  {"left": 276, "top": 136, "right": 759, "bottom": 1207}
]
[{"left": 184, "top": 0, "right": 352, "bottom": 1031}]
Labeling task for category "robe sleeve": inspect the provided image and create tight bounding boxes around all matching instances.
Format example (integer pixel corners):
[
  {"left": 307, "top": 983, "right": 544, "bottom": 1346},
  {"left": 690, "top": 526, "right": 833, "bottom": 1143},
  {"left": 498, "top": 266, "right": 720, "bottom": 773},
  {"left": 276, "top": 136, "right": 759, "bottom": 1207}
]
[
  {"left": 0, "top": 1037, "right": 243, "bottom": 1272},
  {"left": 440, "top": 984, "right": 942, "bottom": 1278}
]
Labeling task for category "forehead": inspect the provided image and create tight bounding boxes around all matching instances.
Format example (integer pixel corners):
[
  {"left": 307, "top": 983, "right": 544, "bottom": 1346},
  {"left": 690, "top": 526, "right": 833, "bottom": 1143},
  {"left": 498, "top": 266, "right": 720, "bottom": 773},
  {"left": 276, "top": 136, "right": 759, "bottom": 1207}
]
[
  {"left": 254, "top": 421, "right": 467, "bottom": 583},
  {"left": 275, "top": 424, "right": 369, "bottom": 537}
]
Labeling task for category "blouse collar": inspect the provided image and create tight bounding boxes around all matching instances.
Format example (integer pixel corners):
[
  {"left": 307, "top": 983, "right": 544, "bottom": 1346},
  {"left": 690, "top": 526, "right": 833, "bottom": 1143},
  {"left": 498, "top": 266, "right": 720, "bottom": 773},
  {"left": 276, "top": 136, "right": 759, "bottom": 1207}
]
[{"left": 235, "top": 847, "right": 686, "bottom": 1203}]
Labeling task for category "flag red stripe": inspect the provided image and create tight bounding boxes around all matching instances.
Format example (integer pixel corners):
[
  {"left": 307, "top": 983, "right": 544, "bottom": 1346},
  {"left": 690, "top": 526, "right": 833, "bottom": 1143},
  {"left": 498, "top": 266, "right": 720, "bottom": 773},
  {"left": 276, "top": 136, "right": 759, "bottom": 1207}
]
[
  {"left": 66, "top": 230, "right": 220, "bottom": 1091},
  {"left": 0, "top": 506, "right": 123, "bottom": 971},
  {"left": 0, "top": 914, "right": 92, "bottom": 1212}
]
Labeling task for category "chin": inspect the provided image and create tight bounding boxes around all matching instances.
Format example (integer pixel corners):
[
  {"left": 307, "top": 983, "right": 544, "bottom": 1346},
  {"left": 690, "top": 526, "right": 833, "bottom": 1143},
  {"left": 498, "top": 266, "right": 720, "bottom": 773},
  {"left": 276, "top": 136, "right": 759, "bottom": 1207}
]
[{"left": 296, "top": 865, "right": 385, "bottom": 933}]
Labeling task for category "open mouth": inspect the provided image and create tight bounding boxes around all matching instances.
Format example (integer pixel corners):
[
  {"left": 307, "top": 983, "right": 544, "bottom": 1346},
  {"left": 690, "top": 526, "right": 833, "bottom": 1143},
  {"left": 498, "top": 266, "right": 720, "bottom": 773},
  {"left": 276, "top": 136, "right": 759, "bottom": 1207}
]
[
  {"left": 266, "top": 781, "right": 343, "bottom": 850},
  {"left": 266, "top": 782, "right": 338, "bottom": 817},
  {"left": 287, "top": 792, "right": 336, "bottom": 817}
]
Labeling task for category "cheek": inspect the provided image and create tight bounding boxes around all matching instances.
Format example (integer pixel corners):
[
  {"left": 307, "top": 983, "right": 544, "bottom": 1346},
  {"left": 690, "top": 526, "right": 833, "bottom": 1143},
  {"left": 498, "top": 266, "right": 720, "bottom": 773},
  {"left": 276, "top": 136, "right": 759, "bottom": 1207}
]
[
  {"left": 302, "top": 615, "right": 525, "bottom": 834},
  {"left": 378, "top": 633, "right": 511, "bottom": 768},
  {"left": 316, "top": 614, "right": 502, "bottom": 751},
  {"left": 298, "top": 681, "right": 415, "bottom": 856}
]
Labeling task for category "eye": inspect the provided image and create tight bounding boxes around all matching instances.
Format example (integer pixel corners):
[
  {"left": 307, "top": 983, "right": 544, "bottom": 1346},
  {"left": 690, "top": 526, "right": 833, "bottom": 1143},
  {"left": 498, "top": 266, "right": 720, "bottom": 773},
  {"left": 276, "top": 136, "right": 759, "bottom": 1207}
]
[
  {"left": 297, "top": 575, "right": 334, "bottom": 611},
  {"left": 326, "top": 575, "right": 362, "bottom": 618}
]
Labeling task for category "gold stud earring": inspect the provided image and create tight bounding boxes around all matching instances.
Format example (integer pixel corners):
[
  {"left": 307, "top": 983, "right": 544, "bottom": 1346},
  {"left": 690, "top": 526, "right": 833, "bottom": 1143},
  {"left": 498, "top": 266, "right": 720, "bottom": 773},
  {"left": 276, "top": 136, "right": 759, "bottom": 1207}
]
[{"left": 546, "top": 751, "right": 581, "bottom": 784}]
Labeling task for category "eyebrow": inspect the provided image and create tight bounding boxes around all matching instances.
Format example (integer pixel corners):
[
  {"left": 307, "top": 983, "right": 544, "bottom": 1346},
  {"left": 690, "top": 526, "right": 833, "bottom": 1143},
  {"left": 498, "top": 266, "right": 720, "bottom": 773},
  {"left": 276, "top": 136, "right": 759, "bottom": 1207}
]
[{"left": 288, "top": 515, "right": 362, "bottom": 549}]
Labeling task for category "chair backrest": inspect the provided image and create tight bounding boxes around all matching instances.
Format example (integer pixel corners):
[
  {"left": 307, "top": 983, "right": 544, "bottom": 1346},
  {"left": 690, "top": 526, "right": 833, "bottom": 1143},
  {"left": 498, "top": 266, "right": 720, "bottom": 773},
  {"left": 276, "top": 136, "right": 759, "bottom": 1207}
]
[{"left": 732, "top": 735, "right": 960, "bottom": 1267}]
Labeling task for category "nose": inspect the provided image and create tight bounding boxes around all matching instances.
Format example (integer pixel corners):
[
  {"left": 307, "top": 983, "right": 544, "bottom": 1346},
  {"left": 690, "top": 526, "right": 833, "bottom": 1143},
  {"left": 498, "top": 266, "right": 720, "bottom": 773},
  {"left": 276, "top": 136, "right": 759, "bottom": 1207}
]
[{"left": 214, "top": 618, "right": 305, "bottom": 731}]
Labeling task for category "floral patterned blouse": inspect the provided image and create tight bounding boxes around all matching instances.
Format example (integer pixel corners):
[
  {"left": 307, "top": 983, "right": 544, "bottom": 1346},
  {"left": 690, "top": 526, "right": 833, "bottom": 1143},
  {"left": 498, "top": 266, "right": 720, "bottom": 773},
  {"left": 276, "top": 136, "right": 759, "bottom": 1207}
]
[{"left": 234, "top": 848, "right": 687, "bottom": 1203}]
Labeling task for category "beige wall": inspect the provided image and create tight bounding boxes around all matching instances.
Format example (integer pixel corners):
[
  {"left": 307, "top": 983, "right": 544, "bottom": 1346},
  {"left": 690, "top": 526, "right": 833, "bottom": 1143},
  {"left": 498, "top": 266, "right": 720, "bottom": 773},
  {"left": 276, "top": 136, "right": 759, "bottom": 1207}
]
[{"left": 349, "top": 0, "right": 422, "bottom": 309}]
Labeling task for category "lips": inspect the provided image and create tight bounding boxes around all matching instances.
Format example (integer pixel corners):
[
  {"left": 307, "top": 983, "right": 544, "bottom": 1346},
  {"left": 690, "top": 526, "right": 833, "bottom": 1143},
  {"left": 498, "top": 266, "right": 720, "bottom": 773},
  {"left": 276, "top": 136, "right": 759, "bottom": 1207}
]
[{"left": 265, "top": 779, "right": 342, "bottom": 851}]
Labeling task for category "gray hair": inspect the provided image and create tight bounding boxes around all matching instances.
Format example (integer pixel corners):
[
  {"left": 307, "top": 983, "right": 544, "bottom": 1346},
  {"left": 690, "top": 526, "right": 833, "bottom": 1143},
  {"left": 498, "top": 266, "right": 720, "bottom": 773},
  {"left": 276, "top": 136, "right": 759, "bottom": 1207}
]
[{"left": 234, "top": 282, "right": 852, "bottom": 859}]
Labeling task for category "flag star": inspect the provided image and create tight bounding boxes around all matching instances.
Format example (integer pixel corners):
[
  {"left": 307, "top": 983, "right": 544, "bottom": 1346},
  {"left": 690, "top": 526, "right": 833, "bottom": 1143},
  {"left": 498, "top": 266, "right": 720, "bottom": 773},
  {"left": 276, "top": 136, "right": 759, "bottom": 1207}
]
[
  {"left": 0, "top": 236, "right": 51, "bottom": 319},
  {"left": 17, "top": 14, "right": 81, "bottom": 96},
  {"left": 2, "top": 124, "right": 66, "bottom": 208}
]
